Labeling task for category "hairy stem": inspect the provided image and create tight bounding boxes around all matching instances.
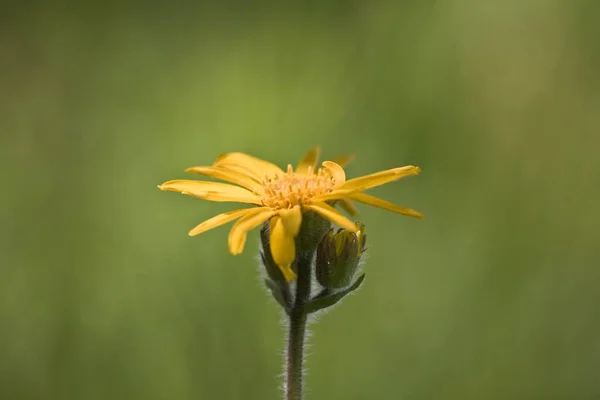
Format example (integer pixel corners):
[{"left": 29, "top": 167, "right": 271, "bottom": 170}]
[{"left": 286, "top": 251, "right": 312, "bottom": 400}]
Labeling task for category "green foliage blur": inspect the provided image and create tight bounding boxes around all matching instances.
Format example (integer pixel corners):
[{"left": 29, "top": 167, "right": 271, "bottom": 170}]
[{"left": 1, "top": 1, "right": 599, "bottom": 399}]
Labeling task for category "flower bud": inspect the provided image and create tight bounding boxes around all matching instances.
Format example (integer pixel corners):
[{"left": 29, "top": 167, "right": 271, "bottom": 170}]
[{"left": 316, "top": 223, "right": 367, "bottom": 289}]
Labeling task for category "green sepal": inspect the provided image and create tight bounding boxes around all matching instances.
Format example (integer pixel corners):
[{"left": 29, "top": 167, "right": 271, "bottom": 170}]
[
  {"left": 303, "top": 273, "right": 366, "bottom": 314},
  {"left": 264, "top": 278, "right": 292, "bottom": 313}
]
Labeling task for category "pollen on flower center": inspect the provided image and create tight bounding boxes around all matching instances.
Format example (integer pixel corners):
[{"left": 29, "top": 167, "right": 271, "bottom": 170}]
[{"left": 261, "top": 164, "right": 335, "bottom": 209}]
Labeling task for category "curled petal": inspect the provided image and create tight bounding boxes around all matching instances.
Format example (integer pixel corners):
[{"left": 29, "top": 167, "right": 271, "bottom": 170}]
[{"left": 322, "top": 161, "right": 346, "bottom": 187}]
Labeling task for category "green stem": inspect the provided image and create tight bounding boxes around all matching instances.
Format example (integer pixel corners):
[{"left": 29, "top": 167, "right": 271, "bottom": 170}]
[{"left": 286, "top": 251, "right": 312, "bottom": 400}]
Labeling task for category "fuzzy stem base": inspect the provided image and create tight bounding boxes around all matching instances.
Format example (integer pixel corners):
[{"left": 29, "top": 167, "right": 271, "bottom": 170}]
[
  {"left": 285, "top": 251, "right": 312, "bottom": 400},
  {"left": 286, "top": 309, "right": 307, "bottom": 400}
]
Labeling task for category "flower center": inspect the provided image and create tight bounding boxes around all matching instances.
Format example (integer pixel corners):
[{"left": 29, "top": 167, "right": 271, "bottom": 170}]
[{"left": 261, "top": 165, "right": 335, "bottom": 209}]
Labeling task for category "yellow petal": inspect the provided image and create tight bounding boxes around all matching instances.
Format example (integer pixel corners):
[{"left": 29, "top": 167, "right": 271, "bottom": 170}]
[
  {"left": 322, "top": 161, "right": 346, "bottom": 187},
  {"left": 303, "top": 202, "right": 358, "bottom": 232},
  {"left": 227, "top": 208, "right": 277, "bottom": 254},
  {"left": 295, "top": 147, "right": 320, "bottom": 175},
  {"left": 330, "top": 154, "right": 356, "bottom": 168},
  {"left": 338, "top": 165, "right": 420, "bottom": 192},
  {"left": 188, "top": 208, "right": 257, "bottom": 237},
  {"left": 158, "top": 180, "right": 262, "bottom": 205},
  {"left": 269, "top": 215, "right": 297, "bottom": 281},
  {"left": 214, "top": 152, "right": 284, "bottom": 180},
  {"left": 212, "top": 163, "right": 265, "bottom": 183},
  {"left": 185, "top": 166, "right": 265, "bottom": 194},
  {"left": 278, "top": 205, "right": 302, "bottom": 237},
  {"left": 278, "top": 265, "right": 297, "bottom": 282},
  {"left": 310, "top": 189, "right": 356, "bottom": 202},
  {"left": 337, "top": 198, "right": 359, "bottom": 216},
  {"left": 349, "top": 192, "right": 424, "bottom": 219}
]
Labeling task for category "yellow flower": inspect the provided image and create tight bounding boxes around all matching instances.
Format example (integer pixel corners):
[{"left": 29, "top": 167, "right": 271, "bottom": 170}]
[{"left": 158, "top": 147, "right": 422, "bottom": 281}]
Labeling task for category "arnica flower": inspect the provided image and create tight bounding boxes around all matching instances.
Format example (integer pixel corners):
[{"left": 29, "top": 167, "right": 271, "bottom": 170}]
[{"left": 158, "top": 147, "right": 422, "bottom": 281}]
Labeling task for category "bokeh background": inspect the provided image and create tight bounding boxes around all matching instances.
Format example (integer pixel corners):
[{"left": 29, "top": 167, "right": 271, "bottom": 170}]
[{"left": 1, "top": 1, "right": 599, "bottom": 399}]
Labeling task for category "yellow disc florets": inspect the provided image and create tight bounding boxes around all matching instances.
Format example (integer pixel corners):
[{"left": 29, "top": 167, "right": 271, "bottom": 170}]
[{"left": 261, "top": 165, "right": 335, "bottom": 209}]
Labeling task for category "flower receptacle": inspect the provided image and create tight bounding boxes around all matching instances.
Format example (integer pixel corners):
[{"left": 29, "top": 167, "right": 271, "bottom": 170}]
[{"left": 295, "top": 211, "right": 332, "bottom": 252}]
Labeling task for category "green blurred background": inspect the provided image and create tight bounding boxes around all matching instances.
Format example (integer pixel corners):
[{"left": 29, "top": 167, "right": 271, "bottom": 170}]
[{"left": 1, "top": 1, "right": 599, "bottom": 399}]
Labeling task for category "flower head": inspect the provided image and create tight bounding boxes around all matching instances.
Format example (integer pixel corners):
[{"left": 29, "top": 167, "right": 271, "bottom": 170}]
[{"left": 158, "top": 147, "right": 422, "bottom": 281}]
